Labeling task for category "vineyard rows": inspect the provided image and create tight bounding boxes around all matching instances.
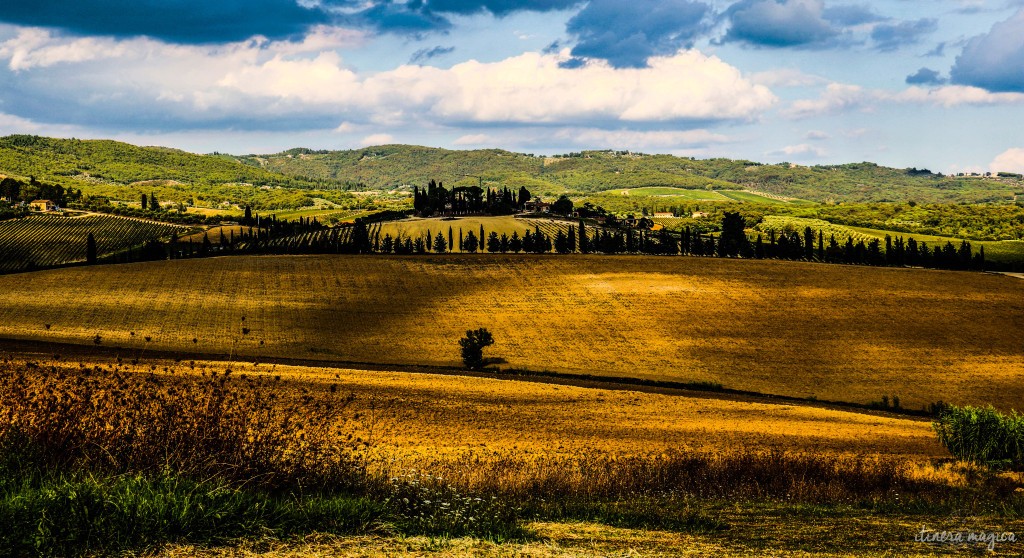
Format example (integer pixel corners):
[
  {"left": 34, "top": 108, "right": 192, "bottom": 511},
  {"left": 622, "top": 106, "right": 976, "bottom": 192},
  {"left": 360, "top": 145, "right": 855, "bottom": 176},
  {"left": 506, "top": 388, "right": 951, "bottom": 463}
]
[
  {"left": 756, "top": 216, "right": 877, "bottom": 244},
  {"left": 0, "top": 213, "right": 187, "bottom": 272}
]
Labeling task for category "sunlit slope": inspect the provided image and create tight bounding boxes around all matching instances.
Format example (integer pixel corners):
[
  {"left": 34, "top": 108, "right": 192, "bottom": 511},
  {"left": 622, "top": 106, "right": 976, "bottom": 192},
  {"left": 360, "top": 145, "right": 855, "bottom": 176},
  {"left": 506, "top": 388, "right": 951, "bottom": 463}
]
[
  {"left": 282, "top": 364, "right": 944, "bottom": 460},
  {"left": 0, "top": 255, "right": 1021, "bottom": 410}
]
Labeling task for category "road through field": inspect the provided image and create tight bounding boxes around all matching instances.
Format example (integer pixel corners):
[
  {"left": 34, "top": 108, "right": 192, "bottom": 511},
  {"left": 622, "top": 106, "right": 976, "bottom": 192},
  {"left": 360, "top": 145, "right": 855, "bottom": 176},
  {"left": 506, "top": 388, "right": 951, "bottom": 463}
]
[{"left": 0, "top": 254, "right": 1021, "bottom": 411}]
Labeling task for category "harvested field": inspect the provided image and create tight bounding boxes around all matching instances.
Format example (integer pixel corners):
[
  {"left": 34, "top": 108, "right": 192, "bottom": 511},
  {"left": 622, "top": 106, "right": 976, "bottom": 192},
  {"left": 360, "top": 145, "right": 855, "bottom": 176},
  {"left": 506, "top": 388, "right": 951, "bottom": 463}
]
[{"left": 0, "top": 255, "right": 1021, "bottom": 410}]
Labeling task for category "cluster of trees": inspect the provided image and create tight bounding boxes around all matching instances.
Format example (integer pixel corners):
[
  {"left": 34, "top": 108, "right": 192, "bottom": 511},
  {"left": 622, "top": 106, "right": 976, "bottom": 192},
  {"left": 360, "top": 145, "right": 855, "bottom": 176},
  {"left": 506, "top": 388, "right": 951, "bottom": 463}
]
[
  {"left": 0, "top": 176, "right": 82, "bottom": 207},
  {"left": 413, "top": 180, "right": 532, "bottom": 216}
]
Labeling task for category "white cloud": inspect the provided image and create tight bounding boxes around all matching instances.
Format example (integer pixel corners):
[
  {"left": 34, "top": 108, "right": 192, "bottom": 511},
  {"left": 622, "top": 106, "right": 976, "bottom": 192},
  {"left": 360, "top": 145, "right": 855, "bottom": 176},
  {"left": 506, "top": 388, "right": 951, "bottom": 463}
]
[
  {"left": 0, "top": 30, "right": 777, "bottom": 130},
  {"left": 0, "top": 26, "right": 364, "bottom": 72},
  {"left": 784, "top": 83, "right": 873, "bottom": 118},
  {"left": 805, "top": 130, "right": 830, "bottom": 140},
  {"left": 991, "top": 148, "right": 1024, "bottom": 174},
  {"left": 785, "top": 83, "right": 1024, "bottom": 118},
  {"left": 359, "top": 133, "right": 394, "bottom": 146},
  {"left": 768, "top": 143, "right": 827, "bottom": 158},
  {"left": 453, "top": 133, "right": 494, "bottom": 145},
  {"left": 893, "top": 85, "right": 1024, "bottom": 107}
]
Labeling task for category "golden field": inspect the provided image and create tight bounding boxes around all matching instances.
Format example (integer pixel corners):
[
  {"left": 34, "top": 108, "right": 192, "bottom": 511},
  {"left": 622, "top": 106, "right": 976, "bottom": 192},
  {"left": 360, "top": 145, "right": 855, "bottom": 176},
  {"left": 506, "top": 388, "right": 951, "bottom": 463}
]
[
  {"left": 0, "top": 254, "right": 1021, "bottom": 410},
  {"left": 374, "top": 215, "right": 576, "bottom": 244},
  {"left": 0, "top": 355, "right": 941, "bottom": 461},
  {"left": 263, "top": 362, "right": 943, "bottom": 460}
]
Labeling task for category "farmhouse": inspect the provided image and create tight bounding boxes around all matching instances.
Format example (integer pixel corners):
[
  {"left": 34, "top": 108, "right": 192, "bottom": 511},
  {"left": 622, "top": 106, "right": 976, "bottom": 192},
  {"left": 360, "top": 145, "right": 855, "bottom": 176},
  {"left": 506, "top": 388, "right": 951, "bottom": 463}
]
[
  {"left": 653, "top": 212, "right": 674, "bottom": 218},
  {"left": 524, "top": 199, "right": 551, "bottom": 213},
  {"left": 29, "top": 200, "right": 56, "bottom": 212},
  {"left": 692, "top": 211, "right": 710, "bottom": 219}
]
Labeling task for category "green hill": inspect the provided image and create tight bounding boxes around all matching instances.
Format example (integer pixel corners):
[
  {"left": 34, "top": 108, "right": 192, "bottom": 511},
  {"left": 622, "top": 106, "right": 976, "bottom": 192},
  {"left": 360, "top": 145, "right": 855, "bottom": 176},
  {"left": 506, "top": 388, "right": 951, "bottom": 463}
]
[
  {"left": 238, "top": 145, "right": 1020, "bottom": 204},
  {"left": 0, "top": 135, "right": 360, "bottom": 211},
  {"left": 2, "top": 136, "right": 1021, "bottom": 207}
]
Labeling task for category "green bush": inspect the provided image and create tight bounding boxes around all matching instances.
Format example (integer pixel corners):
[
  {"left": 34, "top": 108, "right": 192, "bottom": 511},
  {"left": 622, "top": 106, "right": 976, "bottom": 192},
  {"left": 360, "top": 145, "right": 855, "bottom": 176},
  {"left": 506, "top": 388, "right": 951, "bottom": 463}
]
[{"left": 933, "top": 405, "right": 1024, "bottom": 468}]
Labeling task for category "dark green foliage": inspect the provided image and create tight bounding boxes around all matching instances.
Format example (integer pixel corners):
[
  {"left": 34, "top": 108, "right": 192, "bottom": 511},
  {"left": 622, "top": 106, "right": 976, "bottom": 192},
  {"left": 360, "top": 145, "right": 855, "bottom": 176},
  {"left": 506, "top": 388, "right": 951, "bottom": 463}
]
[
  {"left": 85, "top": 232, "right": 97, "bottom": 264},
  {"left": 933, "top": 405, "right": 1024, "bottom": 469},
  {"left": 552, "top": 194, "right": 574, "bottom": 216},
  {"left": 459, "top": 327, "right": 495, "bottom": 369}
]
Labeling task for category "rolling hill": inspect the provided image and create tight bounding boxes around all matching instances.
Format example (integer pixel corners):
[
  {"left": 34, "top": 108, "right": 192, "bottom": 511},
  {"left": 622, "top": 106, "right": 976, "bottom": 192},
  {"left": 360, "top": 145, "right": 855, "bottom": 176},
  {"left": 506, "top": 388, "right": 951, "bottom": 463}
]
[
  {"left": 238, "top": 144, "right": 1022, "bottom": 203},
  {"left": 1, "top": 254, "right": 1021, "bottom": 411},
  {"left": 2, "top": 135, "right": 1020, "bottom": 207}
]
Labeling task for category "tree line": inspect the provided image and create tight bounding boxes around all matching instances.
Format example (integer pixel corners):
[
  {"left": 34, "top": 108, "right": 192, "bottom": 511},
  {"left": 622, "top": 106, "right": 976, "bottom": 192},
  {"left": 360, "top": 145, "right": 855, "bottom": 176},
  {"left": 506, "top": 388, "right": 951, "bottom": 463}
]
[{"left": 104, "top": 210, "right": 994, "bottom": 273}]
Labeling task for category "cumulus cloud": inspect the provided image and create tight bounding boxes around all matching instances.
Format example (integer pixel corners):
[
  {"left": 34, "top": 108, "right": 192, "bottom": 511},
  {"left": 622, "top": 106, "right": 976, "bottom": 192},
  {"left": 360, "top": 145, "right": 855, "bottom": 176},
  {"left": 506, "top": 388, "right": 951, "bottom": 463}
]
[
  {"left": 950, "top": 9, "right": 1024, "bottom": 93},
  {"left": 784, "top": 83, "right": 872, "bottom": 118},
  {"left": 453, "top": 133, "right": 495, "bottom": 145},
  {"left": 359, "top": 133, "right": 394, "bottom": 146},
  {"left": 564, "top": 0, "right": 711, "bottom": 68},
  {"left": 871, "top": 18, "right": 937, "bottom": 51},
  {"left": 723, "top": 0, "right": 836, "bottom": 47},
  {"left": 219, "top": 49, "right": 776, "bottom": 125},
  {"left": 786, "top": 82, "right": 1024, "bottom": 118},
  {"left": 990, "top": 148, "right": 1024, "bottom": 175},
  {"left": 905, "top": 67, "right": 946, "bottom": 86},
  {"left": 0, "top": 31, "right": 776, "bottom": 132},
  {"left": 804, "top": 130, "right": 830, "bottom": 140},
  {"left": 767, "top": 143, "right": 827, "bottom": 158}
]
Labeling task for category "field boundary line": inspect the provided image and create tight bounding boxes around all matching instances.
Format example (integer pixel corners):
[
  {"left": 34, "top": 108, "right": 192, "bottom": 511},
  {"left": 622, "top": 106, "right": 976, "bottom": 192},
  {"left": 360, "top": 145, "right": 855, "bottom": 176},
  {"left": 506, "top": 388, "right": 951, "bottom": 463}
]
[{"left": 0, "top": 337, "right": 933, "bottom": 422}]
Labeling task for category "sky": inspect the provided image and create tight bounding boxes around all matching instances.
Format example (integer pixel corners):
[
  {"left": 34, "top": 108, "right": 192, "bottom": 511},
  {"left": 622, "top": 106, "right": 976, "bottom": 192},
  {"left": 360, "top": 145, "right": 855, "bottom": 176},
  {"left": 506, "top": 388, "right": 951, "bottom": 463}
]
[{"left": 0, "top": 0, "right": 1023, "bottom": 173}]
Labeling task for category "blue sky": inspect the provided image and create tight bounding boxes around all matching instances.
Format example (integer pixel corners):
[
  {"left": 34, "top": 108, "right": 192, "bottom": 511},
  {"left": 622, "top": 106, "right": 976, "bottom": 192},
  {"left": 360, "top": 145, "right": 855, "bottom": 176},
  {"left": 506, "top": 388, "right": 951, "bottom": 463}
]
[{"left": 0, "top": 0, "right": 1023, "bottom": 173}]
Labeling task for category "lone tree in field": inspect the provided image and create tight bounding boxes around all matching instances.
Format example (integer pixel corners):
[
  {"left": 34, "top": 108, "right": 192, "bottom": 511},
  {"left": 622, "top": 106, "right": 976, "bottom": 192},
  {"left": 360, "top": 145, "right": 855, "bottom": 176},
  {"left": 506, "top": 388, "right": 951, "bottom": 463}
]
[{"left": 459, "top": 328, "right": 494, "bottom": 370}]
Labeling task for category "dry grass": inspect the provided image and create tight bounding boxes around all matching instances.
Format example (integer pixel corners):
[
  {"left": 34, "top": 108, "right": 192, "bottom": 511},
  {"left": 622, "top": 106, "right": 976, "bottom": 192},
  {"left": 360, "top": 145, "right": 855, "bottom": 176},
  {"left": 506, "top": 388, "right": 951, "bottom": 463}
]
[
  {"left": 0, "top": 357, "right": 364, "bottom": 490},
  {"left": 0, "top": 255, "right": 1022, "bottom": 410}
]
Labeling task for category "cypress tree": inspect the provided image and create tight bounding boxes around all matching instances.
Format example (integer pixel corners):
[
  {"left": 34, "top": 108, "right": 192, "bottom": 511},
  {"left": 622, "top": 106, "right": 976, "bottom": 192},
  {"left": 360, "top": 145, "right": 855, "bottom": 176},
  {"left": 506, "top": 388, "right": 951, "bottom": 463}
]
[{"left": 86, "top": 233, "right": 97, "bottom": 264}]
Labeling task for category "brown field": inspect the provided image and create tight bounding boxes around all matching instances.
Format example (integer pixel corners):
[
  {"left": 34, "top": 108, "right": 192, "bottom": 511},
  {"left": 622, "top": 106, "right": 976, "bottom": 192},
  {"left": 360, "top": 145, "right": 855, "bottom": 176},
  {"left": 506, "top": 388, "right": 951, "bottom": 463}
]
[{"left": 0, "top": 254, "right": 1021, "bottom": 410}]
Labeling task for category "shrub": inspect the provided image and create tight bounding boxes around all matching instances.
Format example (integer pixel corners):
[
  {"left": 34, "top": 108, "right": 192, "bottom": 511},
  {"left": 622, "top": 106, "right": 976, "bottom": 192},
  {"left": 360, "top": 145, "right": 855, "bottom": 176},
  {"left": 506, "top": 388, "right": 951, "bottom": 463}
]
[{"left": 933, "top": 405, "right": 1024, "bottom": 469}]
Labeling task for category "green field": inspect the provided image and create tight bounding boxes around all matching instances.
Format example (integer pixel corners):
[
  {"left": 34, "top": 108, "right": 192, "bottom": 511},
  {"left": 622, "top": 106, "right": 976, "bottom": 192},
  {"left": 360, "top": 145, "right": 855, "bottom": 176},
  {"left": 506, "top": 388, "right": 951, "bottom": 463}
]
[
  {"left": 604, "top": 187, "right": 731, "bottom": 199},
  {"left": 758, "top": 215, "right": 1024, "bottom": 263}
]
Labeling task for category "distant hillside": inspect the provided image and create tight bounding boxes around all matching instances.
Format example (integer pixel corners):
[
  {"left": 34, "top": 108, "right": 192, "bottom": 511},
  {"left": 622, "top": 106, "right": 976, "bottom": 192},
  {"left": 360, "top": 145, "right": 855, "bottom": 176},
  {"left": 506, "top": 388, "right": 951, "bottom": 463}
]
[
  {"left": 0, "top": 135, "right": 325, "bottom": 188},
  {"left": 1, "top": 136, "right": 1019, "bottom": 205},
  {"left": 239, "top": 145, "right": 1021, "bottom": 204},
  {"left": 0, "top": 135, "right": 357, "bottom": 210}
]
